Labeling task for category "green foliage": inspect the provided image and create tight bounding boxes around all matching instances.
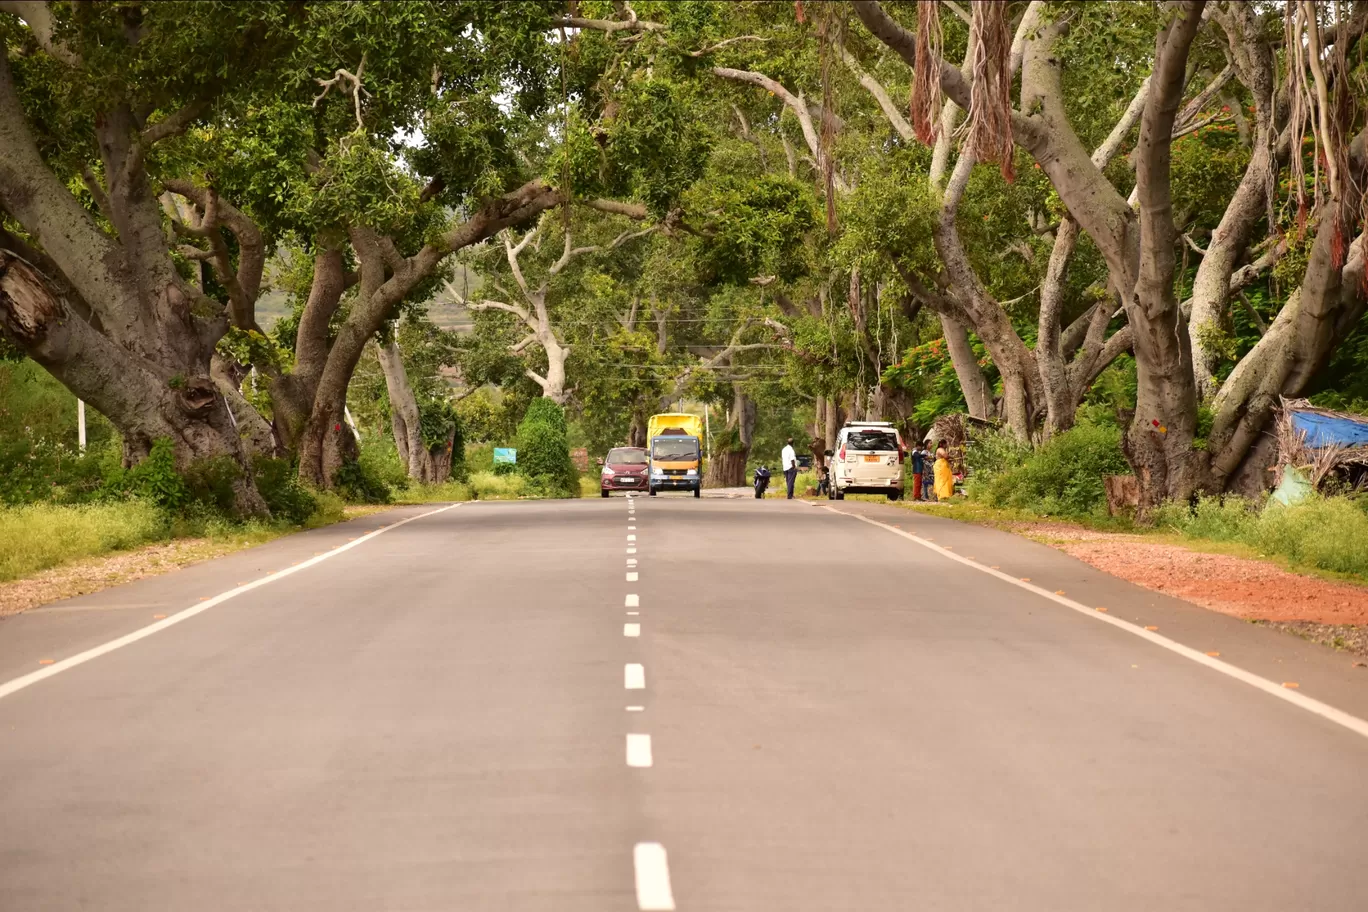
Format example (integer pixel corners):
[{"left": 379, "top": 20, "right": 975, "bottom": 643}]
[
  {"left": 974, "top": 423, "right": 1132, "bottom": 517},
  {"left": 1155, "top": 495, "right": 1368, "bottom": 580},
  {"left": 121, "top": 439, "right": 191, "bottom": 512},
  {"left": 687, "top": 173, "right": 819, "bottom": 284},
  {"left": 251, "top": 457, "right": 319, "bottom": 526},
  {"left": 332, "top": 457, "right": 393, "bottom": 505},
  {"left": 514, "top": 398, "right": 578, "bottom": 496}
]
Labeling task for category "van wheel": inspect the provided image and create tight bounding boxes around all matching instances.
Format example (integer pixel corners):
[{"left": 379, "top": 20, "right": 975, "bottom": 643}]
[
  {"left": 887, "top": 489, "right": 902, "bottom": 501},
  {"left": 834, "top": 488, "right": 845, "bottom": 500}
]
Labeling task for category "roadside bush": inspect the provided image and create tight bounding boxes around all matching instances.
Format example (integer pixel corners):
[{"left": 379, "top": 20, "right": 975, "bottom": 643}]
[
  {"left": 1155, "top": 494, "right": 1368, "bottom": 580},
  {"left": 1152, "top": 495, "right": 1258, "bottom": 541},
  {"left": 469, "top": 471, "right": 527, "bottom": 499},
  {"left": 357, "top": 433, "right": 410, "bottom": 493},
  {"left": 119, "top": 438, "right": 190, "bottom": 511},
  {"left": 332, "top": 457, "right": 393, "bottom": 504},
  {"left": 252, "top": 456, "right": 319, "bottom": 526},
  {"left": 963, "top": 428, "right": 1032, "bottom": 499},
  {"left": 514, "top": 399, "right": 578, "bottom": 497},
  {"left": 1253, "top": 497, "right": 1368, "bottom": 577},
  {"left": 979, "top": 423, "right": 1131, "bottom": 517},
  {"left": 0, "top": 500, "right": 167, "bottom": 582}
]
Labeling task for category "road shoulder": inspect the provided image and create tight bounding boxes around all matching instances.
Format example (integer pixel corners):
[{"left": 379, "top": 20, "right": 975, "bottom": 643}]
[{"left": 813, "top": 498, "right": 1368, "bottom": 722}]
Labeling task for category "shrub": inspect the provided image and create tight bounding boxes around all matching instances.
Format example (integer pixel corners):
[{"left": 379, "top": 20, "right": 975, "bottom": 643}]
[
  {"left": 120, "top": 438, "right": 190, "bottom": 511},
  {"left": 980, "top": 423, "right": 1131, "bottom": 517},
  {"left": 469, "top": 471, "right": 527, "bottom": 499},
  {"left": 1155, "top": 494, "right": 1368, "bottom": 580},
  {"left": 1152, "top": 495, "right": 1258, "bottom": 541},
  {"left": 963, "top": 427, "right": 1032, "bottom": 498},
  {"left": 357, "top": 433, "right": 410, "bottom": 492},
  {"left": 1252, "top": 497, "right": 1368, "bottom": 577},
  {"left": 332, "top": 457, "right": 393, "bottom": 504},
  {"left": 252, "top": 456, "right": 319, "bottom": 526},
  {"left": 514, "top": 398, "right": 577, "bottom": 497}
]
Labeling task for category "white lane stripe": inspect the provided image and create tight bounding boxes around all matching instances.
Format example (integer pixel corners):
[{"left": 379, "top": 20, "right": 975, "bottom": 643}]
[
  {"left": 634, "top": 843, "right": 676, "bottom": 911},
  {"left": 627, "top": 611, "right": 640, "bottom": 616},
  {"left": 629, "top": 525, "right": 637, "bottom": 530},
  {"left": 627, "top": 547, "right": 637, "bottom": 554},
  {"left": 628, "top": 534, "right": 637, "bottom": 541},
  {"left": 625, "top": 663, "right": 645, "bottom": 689},
  {"left": 0, "top": 504, "right": 463, "bottom": 701},
  {"left": 627, "top": 558, "right": 638, "bottom": 567},
  {"left": 828, "top": 506, "right": 1368, "bottom": 742},
  {"left": 626, "top": 733, "right": 653, "bottom": 767},
  {"left": 627, "top": 571, "right": 639, "bottom": 582},
  {"left": 626, "top": 594, "right": 640, "bottom": 607},
  {"left": 626, "top": 705, "right": 645, "bottom": 712},
  {"left": 624, "top": 623, "right": 641, "bottom": 637}
]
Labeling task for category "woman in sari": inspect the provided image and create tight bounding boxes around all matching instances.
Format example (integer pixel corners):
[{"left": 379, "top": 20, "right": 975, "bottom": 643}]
[{"left": 933, "top": 438, "right": 955, "bottom": 501}]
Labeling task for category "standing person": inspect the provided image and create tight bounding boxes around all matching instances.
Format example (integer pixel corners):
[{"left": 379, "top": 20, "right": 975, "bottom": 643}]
[
  {"left": 910, "top": 443, "right": 925, "bottom": 501},
  {"left": 921, "top": 440, "right": 934, "bottom": 500},
  {"left": 934, "top": 438, "right": 955, "bottom": 501},
  {"left": 781, "top": 437, "right": 798, "bottom": 499}
]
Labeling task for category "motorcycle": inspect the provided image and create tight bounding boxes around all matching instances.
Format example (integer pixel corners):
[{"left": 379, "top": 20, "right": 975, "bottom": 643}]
[{"left": 753, "top": 465, "right": 771, "bottom": 499}]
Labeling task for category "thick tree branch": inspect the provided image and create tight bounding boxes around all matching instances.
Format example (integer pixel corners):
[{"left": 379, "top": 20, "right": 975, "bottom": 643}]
[{"left": 0, "top": 0, "right": 78, "bottom": 65}]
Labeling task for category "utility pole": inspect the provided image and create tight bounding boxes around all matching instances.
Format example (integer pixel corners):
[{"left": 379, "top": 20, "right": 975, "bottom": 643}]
[{"left": 77, "top": 399, "right": 87, "bottom": 453}]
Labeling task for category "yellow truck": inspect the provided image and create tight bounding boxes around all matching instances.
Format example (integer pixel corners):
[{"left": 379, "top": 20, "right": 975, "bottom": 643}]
[{"left": 647, "top": 413, "right": 704, "bottom": 498}]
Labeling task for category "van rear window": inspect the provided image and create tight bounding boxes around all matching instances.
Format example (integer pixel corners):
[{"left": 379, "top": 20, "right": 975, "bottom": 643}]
[{"left": 845, "top": 430, "right": 899, "bottom": 451}]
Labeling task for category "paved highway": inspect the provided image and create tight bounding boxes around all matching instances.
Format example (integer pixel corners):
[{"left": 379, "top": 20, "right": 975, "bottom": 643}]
[{"left": 2, "top": 496, "right": 1367, "bottom": 910}]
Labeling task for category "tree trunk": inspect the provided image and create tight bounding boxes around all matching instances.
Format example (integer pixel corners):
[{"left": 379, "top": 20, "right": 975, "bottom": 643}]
[
  {"left": 938, "top": 313, "right": 992, "bottom": 420},
  {"left": 704, "top": 384, "right": 755, "bottom": 487},
  {"left": 378, "top": 338, "right": 446, "bottom": 483},
  {"left": 0, "top": 252, "right": 267, "bottom": 514}
]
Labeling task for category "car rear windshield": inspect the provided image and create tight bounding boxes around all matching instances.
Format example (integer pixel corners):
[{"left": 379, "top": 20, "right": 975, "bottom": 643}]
[
  {"left": 652, "top": 438, "right": 699, "bottom": 460},
  {"left": 845, "top": 430, "right": 900, "bottom": 451},
  {"left": 606, "top": 448, "right": 648, "bottom": 465}
]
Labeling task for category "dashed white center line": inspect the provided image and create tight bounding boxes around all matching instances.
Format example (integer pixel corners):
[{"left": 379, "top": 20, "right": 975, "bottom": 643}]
[
  {"left": 627, "top": 610, "right": 639, "bottom": 616},
  {"left": 627, "top": 547, "right": 637, "bottom": 554},
  {"left": 626, "top": 594, "right": 640, "bottom": 607},
  {"left": 627, "top": 558, "right": 638, "bottom": 567},
  {"left": 629, "top": 525, "right": 637, "bottom": 530},
  {"left": 626, "top": 733, "right": 653, "bottom": 767},
  {"left": 626, "top": 705, "right": 645, "bottom": 712},
  {"left": 625, "top": 663, "right": 645, "bottom": 689},
  {"left": 627, "top": 571, "right": 639, "bottom": 581},
  {"left": 634, "top": 843, "right": 676, "bottom": 911},
  {"left": 624, "top": 623, "right": 640, "bottom": 637},
  {"left": 628, "top": 534, "right": 636, "bottom": 542}
]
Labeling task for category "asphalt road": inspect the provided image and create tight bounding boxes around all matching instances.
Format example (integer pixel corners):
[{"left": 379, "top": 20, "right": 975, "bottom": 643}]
[{"left": 2, "top": 495, "right": 1367, "bottom": 910}]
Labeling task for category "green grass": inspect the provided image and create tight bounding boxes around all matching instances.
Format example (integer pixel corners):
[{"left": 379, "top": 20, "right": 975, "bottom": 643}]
[
  {"left": 0, "top": 492, "right": 351, "bottom": 584},
  {"left": 0, "top": 501, "right": 168, "bottom": 582}
]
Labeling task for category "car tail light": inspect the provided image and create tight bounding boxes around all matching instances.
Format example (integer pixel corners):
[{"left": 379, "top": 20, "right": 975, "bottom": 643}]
[
  {"left": 898, "top": 446, "right": 906, "bottom": 464},
  {"left": 838, "top": 446, "right": 846, "bottom": 462}
]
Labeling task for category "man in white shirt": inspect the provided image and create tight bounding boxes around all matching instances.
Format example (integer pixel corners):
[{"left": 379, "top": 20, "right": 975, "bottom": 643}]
[{"left": 781, "top": 437, "right": 798, "bottom": 499}]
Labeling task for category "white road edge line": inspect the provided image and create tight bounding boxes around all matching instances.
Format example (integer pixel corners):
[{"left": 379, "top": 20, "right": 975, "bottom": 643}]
[
  {"left": 825, "top": 506, "right": 1368, "bottom": 742},
  {"left": 626, "top": 733, "right": 653, "bottom": 767},
  {"left": 634, "top": 842, "right": 676, "bottom": 911},
  {"left": 0, "top": 503, "right": 464, "bottom": 702},
  {"left": 625, "top": 663, "right": 645, "bottom": 689}
]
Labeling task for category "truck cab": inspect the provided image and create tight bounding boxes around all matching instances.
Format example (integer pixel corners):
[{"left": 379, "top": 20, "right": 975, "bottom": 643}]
[{"left": 647, "top": 413, "right": 704, "bottom": 498}]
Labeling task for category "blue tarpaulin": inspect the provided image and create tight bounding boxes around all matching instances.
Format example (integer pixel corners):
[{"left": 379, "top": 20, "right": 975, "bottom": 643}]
[{"left": 1290, "top": 410, "right": 1368, "bottom": 449}]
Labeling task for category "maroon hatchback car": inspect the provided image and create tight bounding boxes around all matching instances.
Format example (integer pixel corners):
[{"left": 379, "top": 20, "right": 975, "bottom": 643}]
[{"left": 599, "top": 446, "right": 649, "bottom": 497}]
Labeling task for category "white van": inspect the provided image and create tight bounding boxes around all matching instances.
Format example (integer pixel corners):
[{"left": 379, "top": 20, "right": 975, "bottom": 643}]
[{"left": 828, "top": 422, "right": 905, "bottom": 500}]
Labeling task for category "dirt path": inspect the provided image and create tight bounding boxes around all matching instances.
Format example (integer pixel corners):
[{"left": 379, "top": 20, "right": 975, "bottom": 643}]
[{"left": 1005, "top": 523, "right": 1368, "bottom": 655}]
